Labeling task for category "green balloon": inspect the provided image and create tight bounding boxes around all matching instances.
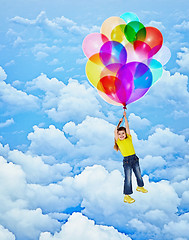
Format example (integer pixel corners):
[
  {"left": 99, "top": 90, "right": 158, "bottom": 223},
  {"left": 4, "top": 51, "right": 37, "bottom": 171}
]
[{"left": 124, "top": 21, "right": 146, "bottom": 43}]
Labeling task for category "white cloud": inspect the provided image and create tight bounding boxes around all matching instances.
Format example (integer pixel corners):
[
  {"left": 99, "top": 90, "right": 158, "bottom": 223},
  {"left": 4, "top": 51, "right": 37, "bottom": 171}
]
[
  {"left": 0, "top": 74, "right": 40, "bottom": 112},
  {"left": 12, "top": 80, "right": 23, "bottom": 87},
  {"left": 10, "top": 11, "right": 99, "bottom": 36},
  {"left": 39, "top": 212, "right": 132, "bottom": 240},
  {"left": 4, "top": 208, "right": 60, "bottom": 240},
  {"left": 0, "top": 148, "right": 185, "bottom": 240},
  {"left": 0, "top": 225, "right": 15, "bottom": 240},
  {"left": 180, "top": 128, "right": 189, "bottom": 139},
  {"left": 42, "top": 79, "right": 103, "bottom": 122},
  {"left": 76, "top": 57, "right": 87, "bottom": 65},
  {"left": 26, "top": 73, "right": 65, "bottom": 93},
  {"left": 172, "top": 109, "right": 189, "bottom": 119},
  {"left": 32, "top": 43, "right": 60, "bottom": 60},
  {"left": 141, "top": 70, "right": 189, "bottom": 109},
  {"left": 133, "top": 127, "right": 189, "bottom": 158},
  {"left": 26, "top": 74, "right": 105, "bottom": 123},
  {"left": 27, "top": 125, "right": 74, "bottom": 159},
  {"left": 5, "top": 60, "right": 15, "bottom": 67},
  {"left": 148, "top": 21, "right": 165, "bottom": 31},
  {"left": 156, "top": 161, "right": 189, "bottom": 183},
  {"left": 53, "top": 67, "right": 64, "bottom": 72},
  {"left": 0, "top": 66, "right": 7, "bottom": 81},
  {"left": 48, "top": 59, "right": 59, "bottom": 65},
  {"left": 13, "top": 36, "right": 24, "bottom": 47},
  {"left": 63, "top": 116, "right": 116, "bottom": 160},
  {"left": 176, "top": 47, "right": 189, "bottom": 72},
  {"left": 174, "top": 21, "right": 189, "bottom": 31},
  {"left": 0, "top": 118, "right": 14, "bottom": 128},
  {"left": 0, "top": 143, "right": 10, "bottom": 158},
  {"left": 7, "top": 150, "right": 72, "bottom": 184},
  {"left": 35, "top": 51, "right": 49, "bottom": 61},
  {"left": 163, "top": 219, "right": 189, "bottom": 239},
  {"left": 141, "top": 155, "right": 166, "bottom": 173},
  {"left": 128, "top": 113, "right": 151, "bottom": 130}
]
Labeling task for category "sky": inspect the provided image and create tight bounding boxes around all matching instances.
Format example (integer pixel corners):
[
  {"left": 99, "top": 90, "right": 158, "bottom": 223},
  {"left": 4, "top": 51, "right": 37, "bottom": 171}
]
[{"left": 0, "top": 0, "right": 189, "bottom": 239}]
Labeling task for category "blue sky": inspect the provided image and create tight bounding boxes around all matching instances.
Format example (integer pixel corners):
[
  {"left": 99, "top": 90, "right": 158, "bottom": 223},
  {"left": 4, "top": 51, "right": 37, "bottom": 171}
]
[{"left": 0, "top": 0, "right": 189, "bottom": 239}]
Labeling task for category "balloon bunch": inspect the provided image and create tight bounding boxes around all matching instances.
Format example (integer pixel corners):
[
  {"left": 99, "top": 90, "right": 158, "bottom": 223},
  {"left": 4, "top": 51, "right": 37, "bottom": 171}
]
[{"left": 82, "top": 12, "right": 171, "bottom": 107}]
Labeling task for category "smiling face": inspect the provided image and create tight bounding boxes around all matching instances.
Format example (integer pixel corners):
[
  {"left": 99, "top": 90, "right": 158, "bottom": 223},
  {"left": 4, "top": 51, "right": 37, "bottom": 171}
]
[{"left": 118, "top": 130, "right": 126, "bottom": 140}]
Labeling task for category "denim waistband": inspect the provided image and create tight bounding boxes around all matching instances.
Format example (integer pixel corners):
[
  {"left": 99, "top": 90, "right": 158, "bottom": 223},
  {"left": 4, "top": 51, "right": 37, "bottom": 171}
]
[{"left": 123, "top": 154, "right": 137, "bottom": 161}]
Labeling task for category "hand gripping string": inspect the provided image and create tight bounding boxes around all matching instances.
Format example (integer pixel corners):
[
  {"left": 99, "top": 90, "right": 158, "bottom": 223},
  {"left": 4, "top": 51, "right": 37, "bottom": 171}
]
[{"left": 118, "top": 105, "right": 127, "bottom": 128}]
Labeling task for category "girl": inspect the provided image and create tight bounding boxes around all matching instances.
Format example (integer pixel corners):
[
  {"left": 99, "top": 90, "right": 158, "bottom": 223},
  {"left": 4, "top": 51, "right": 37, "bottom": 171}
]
[{"left": 114, "top": 110, "right": 148, "bottom": 204}]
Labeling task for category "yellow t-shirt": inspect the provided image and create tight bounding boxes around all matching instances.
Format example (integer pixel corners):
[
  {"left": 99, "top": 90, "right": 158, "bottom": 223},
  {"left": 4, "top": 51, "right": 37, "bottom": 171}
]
[{"left": 116, "top": 134, "right": 135, "bottom": 157}]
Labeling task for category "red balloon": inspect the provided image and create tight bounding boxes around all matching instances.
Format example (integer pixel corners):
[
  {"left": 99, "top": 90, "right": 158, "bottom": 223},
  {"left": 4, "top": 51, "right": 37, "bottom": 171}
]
[
  {"left": 137, "top": 27, "right": 163, "bottom": 57},
  {"left": 133, "top": 40, "right": 151, "bottom": 60},
  {"left": 97, "top": 76, "right": 122, "bottom": 104}
]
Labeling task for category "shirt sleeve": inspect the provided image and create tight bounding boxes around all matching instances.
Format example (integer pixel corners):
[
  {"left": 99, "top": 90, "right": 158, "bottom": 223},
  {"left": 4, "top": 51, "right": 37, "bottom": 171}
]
[{"left": 127, "top": 134, "right": 132, "bottom": 139}]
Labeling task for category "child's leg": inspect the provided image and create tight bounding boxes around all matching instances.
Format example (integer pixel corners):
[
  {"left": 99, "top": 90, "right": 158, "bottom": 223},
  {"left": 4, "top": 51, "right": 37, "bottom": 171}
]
[
  {"left": 132, "top": 158, "right": 144, "bottom": 187},
  {"left": 123, "top": 159, "right": 133, "bottom": 195}
]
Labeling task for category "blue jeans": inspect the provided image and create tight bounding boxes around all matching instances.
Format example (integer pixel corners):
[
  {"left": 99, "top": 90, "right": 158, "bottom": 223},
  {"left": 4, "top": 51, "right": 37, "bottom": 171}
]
[{"left": 123, "top": 154, "right": 144, "bottom": 195}]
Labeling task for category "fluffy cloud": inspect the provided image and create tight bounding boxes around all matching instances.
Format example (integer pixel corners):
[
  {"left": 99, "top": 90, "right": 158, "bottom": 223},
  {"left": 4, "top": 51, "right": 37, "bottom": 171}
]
[
  {"left": 140, "top": 155, "right": 166, "bottom": 174},
  {"left": 26, "top": 74, "right": 104, "bottom": 123},
  {"left": 53, "top": 67, "right": 64, "bottom": 72},
  {"left": 176, "top": 47, "right": 189, "bottom": 72},
  {"left": 141, "top": 70, "right": 189, "bottom": 109},
  {"left": 174, "top": 20, "right": 189, "bottom": 31},
  {"left": 148, "top": 21, "right": 165, "bottom": 31},
  {"left": 0, "top": 118, "right": 14, "bottom": 128},
  {"left": 26, "top": 116, "right": 117, "bottom": 167},
  {"left": 27, "top": 125, "right": 74, "bottom": 159},
  {"left": 0, "top": 147, "right": 186, "bottom": 240},
  {"left": 163, "top": 216, "right": 189, "bottom": 239},
  {"left": 4, "top": 208, "right": 60, "bottom": 240},
  {"left": 0, "top": 155, "right": 61, "bottom": 240},
  {"left": 63, "top": 116, "right": 115, "bottom": 159},
  {"left": 0, "top": 143, "right": 10, "bottom": 158},
  {"left": 128, "top": 113, "right": 151, "bottom": 130},
  {"left": 0, "top": 66, "right": 7, "bottom": 81},
  {"left": 0, "top": 225, "right": 15, "bottom": 240},
  {"left": 151, "top": 158, "right": 189, "bottom": 182},
  {"left": 7, "top": 150, "right": 72, "bottom": 184},
  {"left": 26, "top": 164, "right": 181, "bottom": 240},
  {"left": 10, "top": 11, "right": 99, "bottom": 36},
  {"left": 132, "top": 127, "right": 189, "bottom": 159},
  {"left": 26, "top": 73, "right": 65, "bottom": 93},
  {"left": 0, "top": 80, "right": 40, "bottom": 112},
  {"left": 39, "top": 212, "right": 132, "bottom": 240},
  {"left": 32, "top": 43, "right": 60, "bottom": 61}
]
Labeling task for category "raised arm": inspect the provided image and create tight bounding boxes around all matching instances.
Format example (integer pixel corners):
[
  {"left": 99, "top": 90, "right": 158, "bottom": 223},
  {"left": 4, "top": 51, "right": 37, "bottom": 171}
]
[
  {"left": 123, "top": 110, "right": 131, "bottom": 136},
  {"left": 114, "top": 117, "right": 123, "bottom": 141}
]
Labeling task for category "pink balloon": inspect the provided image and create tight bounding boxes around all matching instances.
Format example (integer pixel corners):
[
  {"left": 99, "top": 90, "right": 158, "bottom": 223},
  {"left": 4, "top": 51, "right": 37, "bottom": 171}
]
[{"left": 82, "top": 33, "right": 109, "bottom": 59}]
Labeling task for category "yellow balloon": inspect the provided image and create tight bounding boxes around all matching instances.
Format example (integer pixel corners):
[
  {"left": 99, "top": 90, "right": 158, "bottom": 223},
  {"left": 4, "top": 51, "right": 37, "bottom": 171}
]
[
  {"left": 111, "top": 24, "right": 128, "bottom": 44},
  {"left": 85, "top": 53, "right": 104, "bottom": 88}
]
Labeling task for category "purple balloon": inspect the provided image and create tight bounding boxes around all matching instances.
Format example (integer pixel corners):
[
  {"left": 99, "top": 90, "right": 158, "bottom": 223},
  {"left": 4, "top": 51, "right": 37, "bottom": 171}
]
[
  {"left": 116, "top": 65, "right": 134, "bottom": 105},
  {"left": 117, "top": 62, "right": 152, "bottom": 105},
  {"left": 100, "top": 41, "right": 127, "bottom": 69}
]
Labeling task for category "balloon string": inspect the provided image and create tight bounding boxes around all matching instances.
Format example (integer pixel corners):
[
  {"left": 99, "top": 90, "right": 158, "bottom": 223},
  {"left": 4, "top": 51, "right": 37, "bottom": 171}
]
[{"left": 122, "top": 105, "right": 127, "bottom": 118}]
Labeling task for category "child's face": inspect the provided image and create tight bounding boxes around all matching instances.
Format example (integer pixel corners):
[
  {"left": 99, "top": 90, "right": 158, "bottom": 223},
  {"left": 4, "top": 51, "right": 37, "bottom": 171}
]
[{"left": 118, "top": 130, "right": 126, "bottom": 140}]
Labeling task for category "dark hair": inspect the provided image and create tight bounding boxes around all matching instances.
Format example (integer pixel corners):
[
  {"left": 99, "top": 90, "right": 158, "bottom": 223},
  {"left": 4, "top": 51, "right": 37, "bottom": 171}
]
[
  {"left": 117, "top": 126, "right": 127, "bottom": 133},
  {"left": 114, "top": 127, "right": 127, "bottom": 151}
]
